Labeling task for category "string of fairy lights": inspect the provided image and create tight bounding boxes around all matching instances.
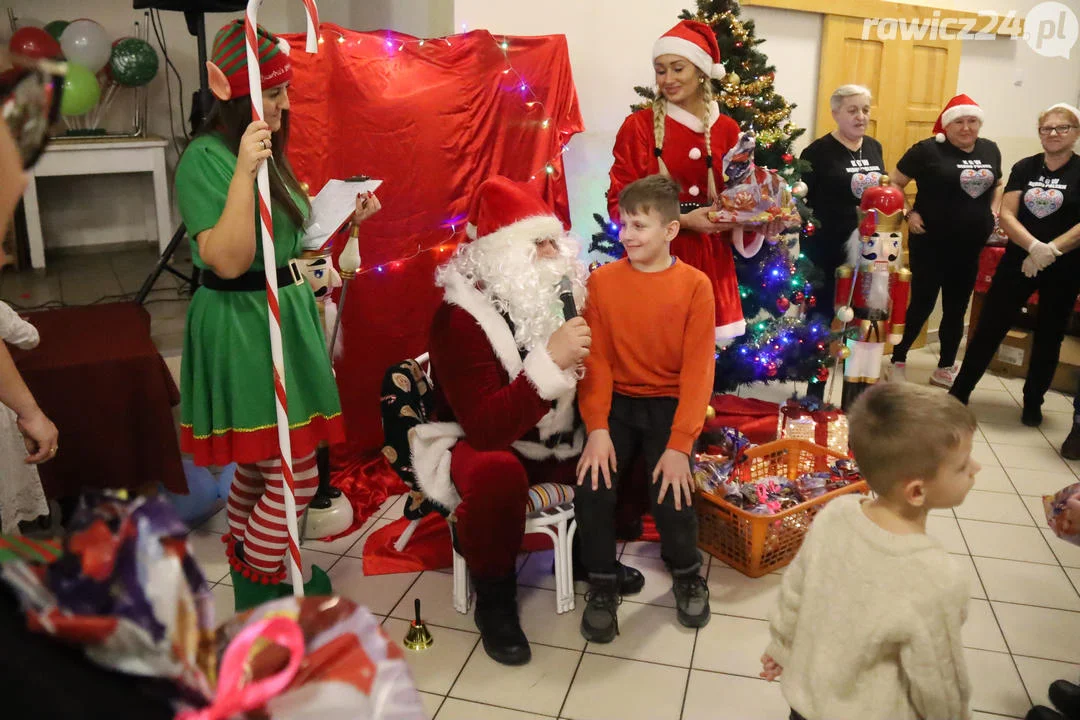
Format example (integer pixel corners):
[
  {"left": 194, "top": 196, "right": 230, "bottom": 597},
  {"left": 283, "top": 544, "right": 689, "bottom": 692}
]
[{"left": 308, "top": 25, "right": 573, "bottom": 277}]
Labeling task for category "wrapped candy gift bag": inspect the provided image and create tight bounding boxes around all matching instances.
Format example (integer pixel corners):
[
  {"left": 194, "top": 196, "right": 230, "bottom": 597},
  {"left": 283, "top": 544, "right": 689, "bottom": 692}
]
[{"left": 1044, "top": 482, "right": 1080, "bottom": 545}]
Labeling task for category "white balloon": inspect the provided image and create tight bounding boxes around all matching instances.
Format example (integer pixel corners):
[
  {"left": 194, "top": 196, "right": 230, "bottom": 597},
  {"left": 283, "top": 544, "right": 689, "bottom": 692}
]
[
  {"left": 60, "top": 19, "right": 111, "bottom": 72},
  {"left": 14, "top": 17, "right": 46, "bottom": 29}
]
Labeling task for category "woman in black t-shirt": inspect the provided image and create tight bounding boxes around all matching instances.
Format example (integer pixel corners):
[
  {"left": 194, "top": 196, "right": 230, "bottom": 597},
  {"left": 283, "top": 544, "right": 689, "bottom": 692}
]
[
  {"left": 950, "top": 104, "right": 1080, "bottom": 426},
  {"left": 799, "top": 84, "right": 885, "bottom": 399},
  {"left": 888, "top": 94, "right": 1002, "bottom": 389}
]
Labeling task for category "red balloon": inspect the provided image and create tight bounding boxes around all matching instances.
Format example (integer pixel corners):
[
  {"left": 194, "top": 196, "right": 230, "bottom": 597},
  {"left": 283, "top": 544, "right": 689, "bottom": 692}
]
[{"left": 9, "top": 27, "right": 61, "bottom": 60}]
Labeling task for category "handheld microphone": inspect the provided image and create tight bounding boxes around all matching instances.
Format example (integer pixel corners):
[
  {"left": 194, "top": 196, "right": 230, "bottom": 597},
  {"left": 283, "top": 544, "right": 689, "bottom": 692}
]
[{"left": 558, "top": 276, "right": 577, "bottom": 320}]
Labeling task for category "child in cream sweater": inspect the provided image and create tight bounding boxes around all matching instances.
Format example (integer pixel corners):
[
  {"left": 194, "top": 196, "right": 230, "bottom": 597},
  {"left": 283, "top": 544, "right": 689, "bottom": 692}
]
[{"left": 761, "top": 383, "right": 979, "bottom": 720}]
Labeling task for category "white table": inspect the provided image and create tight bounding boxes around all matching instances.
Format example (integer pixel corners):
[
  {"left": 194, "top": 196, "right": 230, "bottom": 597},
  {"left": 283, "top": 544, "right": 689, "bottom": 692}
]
[{"left": 23, "top": 135, "right": 171, "bottom": 269}]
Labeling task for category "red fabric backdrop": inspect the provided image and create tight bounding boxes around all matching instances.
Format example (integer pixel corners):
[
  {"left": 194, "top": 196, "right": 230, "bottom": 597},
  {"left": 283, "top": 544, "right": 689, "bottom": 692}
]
[{"left": 282, "top": 25, "right": 584, "bottom": 456}]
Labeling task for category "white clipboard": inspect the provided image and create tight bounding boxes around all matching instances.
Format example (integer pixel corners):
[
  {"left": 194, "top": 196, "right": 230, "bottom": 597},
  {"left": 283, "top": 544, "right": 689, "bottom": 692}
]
[{"left": 302, "top": 177, "right": 383, "bottom": 251}]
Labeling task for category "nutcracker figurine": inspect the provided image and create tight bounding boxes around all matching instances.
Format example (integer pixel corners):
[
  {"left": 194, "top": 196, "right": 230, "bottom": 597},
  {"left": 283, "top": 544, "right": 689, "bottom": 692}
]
[
  {"left": 833, "top": 176, "right": 912, "bottom": 410},
  {"left": 294, "top": 219, "right": 352, "bottom": 538}
]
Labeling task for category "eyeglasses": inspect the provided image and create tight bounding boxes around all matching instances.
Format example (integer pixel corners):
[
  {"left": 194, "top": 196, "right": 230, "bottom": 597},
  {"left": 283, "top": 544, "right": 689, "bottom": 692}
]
[
  {"left": 0, "top": 57, "right": 65, "bottom": 170},
  {"left": 1038, "top": 124, "right": 1078, "bottom": 136}
]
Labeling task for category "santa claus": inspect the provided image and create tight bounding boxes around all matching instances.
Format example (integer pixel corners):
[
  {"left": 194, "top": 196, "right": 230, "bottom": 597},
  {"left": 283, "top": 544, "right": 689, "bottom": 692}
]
[{"left": 411, "top": 176, "right": 642, "bottom": 665}]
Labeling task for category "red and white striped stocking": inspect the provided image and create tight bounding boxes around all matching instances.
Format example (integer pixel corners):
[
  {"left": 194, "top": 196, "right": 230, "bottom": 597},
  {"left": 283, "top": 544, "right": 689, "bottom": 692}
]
[{"left": 228, "top": 452, "right": 320, "bottom": 574}]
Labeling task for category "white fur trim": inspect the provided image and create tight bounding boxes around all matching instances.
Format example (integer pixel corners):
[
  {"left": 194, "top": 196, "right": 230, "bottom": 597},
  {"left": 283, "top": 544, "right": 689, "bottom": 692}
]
[
  {"left": 277, "top": 37, "right": 291, "bottom": 56},
  {"left": 665, "top": 99, "right": 722, "bottom": 133},
  {"left": 940, "top": 104, "right": 982, "bottom": 129},
  {"left": 441, "top": 270, "right": 524, "bottom": 379},
  {"left": 535, "top": 388, "right": 577, "bottom": 438},
  {"left": 465, "top": 223, "right": 477, "bottom": 240},
  {"left": 653, "top": 36, "right": 716, "bottom": 79},
  {"left": 730, "top": 228, "right": 766, "bottom": 259},
  {"left": 716, "top": 319, "right": 746, "bottom": 343},
  {"left": 473, "top": 215, "right": 564, "bottom": 250},
  {"left": 513, "top": 427, "right": 585, "bottom": 462},
  {"left": 935, "top": 133, "right": 946, "bottom": 143},
  {"left": 523, "top": 347, "right": 577, "bottom": 400},
  {"left": 409, "top": 422, "right": 465, "bottom": 511},
  {"left": 1046, "top": 103, "right": 1080, "bottom": 125}
]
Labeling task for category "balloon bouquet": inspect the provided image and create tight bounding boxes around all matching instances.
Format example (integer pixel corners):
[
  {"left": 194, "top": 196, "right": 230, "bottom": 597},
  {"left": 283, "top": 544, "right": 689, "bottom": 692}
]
[{"left": 8, "top": 17, "right": 159, "bottom": 134}]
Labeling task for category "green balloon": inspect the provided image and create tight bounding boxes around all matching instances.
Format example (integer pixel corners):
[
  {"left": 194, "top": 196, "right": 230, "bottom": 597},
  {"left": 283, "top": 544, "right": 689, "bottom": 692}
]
[
  {"left": 44, "top": 20, "right": 69, "bottom": 41},
  {"left": 60, "top": 63, "right": 101, "bottom": 116},
  {"left": 109, "top": 38, "right": 158, "bottom": 88}
]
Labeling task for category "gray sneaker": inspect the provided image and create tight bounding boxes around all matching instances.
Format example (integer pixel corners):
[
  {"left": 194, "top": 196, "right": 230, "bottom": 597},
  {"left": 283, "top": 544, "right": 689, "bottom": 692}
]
[
  {"left": 580, "top": 575, "right": 621, "bottom": 643},
  {"left": 673, "top": 574, "right": 711, "bottom": 628}
]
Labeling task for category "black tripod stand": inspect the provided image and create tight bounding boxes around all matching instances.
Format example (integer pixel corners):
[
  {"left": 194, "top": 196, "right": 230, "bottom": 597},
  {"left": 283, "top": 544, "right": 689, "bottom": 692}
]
[{"left": 133, "top": 3, "right": 341, "bottom": 511}]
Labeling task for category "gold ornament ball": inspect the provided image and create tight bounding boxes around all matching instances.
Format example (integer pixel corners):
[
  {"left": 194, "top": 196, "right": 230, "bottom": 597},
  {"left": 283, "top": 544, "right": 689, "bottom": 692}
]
[
  {"left": 724, "top": 72, "right": 741, "bottom": 86},
  {"left": 705, "top": 405, "right": 716, "bottom": 421},
  {"left": 837, "top": 346, "right": 851, "bottom": 360},
  {"left": 588, "top": 261, "right": 602, "bottom": 272}
]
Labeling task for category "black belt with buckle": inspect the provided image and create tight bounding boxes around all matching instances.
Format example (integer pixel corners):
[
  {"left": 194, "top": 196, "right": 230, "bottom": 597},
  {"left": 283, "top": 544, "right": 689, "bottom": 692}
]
[
  {"left": 544, "top": 431, "right": 573, "bottom": 449},
  {"left": 198, "top": 260, "right": 304, "bottom": 292}
]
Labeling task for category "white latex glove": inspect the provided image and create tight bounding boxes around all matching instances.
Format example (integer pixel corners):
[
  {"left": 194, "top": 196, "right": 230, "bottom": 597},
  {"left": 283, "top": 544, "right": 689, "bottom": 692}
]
[
  {"left": 1027, "top": 240, "right": 1061, "bottom": 271},
  {"left": 1021, "top": 255, "right": 1040, "bottom": 278}
]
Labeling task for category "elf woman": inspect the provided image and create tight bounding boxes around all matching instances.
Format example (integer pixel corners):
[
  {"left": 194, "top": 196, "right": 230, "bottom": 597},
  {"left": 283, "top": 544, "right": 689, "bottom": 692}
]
[
  {"left": 607, "top": 20, "right": 778, "bottom": 343},
  {"left": 174, "top": 21, "right": 380, "bottom": 610}
]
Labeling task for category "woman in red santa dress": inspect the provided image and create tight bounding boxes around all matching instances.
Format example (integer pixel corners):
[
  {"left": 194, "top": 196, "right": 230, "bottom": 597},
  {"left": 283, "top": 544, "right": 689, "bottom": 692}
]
[{"left": 608, "top": 20, "right": 769, "bottom": 342}]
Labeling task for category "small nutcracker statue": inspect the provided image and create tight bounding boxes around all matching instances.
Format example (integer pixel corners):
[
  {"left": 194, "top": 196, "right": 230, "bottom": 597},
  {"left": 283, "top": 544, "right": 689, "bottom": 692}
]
[
  {"left": 293, "top": 185, "right": 352, "bottom": 538},
  {"left": 833, "top": 176, "right": 912, "bottom": 410}
]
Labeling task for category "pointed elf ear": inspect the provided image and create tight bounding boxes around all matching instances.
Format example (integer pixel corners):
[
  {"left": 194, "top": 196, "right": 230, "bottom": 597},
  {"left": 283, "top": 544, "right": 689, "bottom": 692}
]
[{"left": 207, "top": 61, "right": 232, "bottom": 101}]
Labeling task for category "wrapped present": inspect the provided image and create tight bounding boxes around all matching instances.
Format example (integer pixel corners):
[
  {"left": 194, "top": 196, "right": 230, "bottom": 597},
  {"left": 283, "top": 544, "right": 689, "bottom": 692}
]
[
  {"left": 777, "top": 397, "right": 850, "bottom": 456},
  {"left": 707, "top": 131, "right": 802, "bottom": 228},
  {"left": 1044, "top": 482, "right": 1080, "bottom": 546},
  {"left": 0, "top": 492, "right": 217, "bottom": 703},
  {"left": 186, "top": 596, "right": 426, "bottom": 719}
]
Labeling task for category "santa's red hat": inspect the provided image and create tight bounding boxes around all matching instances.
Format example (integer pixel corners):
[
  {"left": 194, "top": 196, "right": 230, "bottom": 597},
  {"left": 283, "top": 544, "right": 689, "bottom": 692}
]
[
  {"left": 465, "top": 176, "right": 565, "bottom": 245},
  {"left": 933, "top": 93, "right": 983, "bottom": 143},
  {"left": 653, "top": 20, "right": 725, "bottom": 80}
]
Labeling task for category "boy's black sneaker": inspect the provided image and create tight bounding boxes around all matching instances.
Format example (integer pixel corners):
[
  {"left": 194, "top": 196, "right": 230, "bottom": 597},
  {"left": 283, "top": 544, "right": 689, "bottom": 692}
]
[
  {"left": 673, "top": 573, "right": 711, "bottom": 628},
  {"left": 1022, "top": 404, "right": 1044, "bottom": 427},
  {"left": 580, "top": 576, "right": 620, "bottom": 643}
]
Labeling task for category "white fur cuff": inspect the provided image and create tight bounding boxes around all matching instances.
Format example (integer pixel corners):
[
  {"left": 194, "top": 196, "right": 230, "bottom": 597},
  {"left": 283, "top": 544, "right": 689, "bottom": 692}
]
[{"left": 523, "top": 347, "right": 577, "bottom": 400}]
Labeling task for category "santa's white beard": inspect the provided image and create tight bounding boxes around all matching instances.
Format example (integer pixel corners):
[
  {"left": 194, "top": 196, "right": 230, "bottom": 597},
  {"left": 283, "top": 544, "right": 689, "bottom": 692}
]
[{"left": 436, "top": 233, "right": 587, "bottom": 353}]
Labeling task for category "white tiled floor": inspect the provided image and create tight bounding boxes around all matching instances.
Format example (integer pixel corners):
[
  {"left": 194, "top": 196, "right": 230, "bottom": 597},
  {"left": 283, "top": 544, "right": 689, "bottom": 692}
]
[{"left": 187, "top": 345, "right": 1080, "bottom": 719}]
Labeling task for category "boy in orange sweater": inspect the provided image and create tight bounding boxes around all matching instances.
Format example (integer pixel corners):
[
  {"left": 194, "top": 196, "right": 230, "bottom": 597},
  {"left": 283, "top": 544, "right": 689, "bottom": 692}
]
[{"left": 576, "top": 174, "right": 716, "bottom": 642}]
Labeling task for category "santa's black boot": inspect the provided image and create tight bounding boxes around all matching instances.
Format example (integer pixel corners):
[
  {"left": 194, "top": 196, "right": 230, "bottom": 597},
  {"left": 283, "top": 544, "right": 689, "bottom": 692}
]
[
  {"left": 1050, "top": 679, "right": 1080, "bottom": 720},
  {"left": 473, "top": 574, "right": 531, "bottom": 666}
]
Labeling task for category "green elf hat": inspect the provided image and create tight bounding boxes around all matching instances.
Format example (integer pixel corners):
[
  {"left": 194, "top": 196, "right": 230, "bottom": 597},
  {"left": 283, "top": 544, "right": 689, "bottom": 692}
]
[{"left": 211, "top": 19, "right": 292, "bottom": 99}]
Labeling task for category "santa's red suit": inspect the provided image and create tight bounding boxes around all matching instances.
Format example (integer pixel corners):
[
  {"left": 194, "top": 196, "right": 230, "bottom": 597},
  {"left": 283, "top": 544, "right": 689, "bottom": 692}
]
[
  {"left": 410, "top": 178, "right": 583, "bottom": 583},
  {"left": 609, "top": 103, "right": 748, "bottom": 340}
]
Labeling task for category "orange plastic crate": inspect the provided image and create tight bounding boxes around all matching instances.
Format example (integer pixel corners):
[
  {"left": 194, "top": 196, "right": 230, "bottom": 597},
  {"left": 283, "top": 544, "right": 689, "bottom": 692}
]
[{"left": 695, "top": 438, "right": 868, "bottom": 578}]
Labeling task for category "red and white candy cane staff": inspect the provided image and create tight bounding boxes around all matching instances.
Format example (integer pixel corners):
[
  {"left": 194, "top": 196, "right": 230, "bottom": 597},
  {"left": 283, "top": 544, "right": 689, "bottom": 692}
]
[{"left": 244, "top": 0, "right": 320, "bottom": 594}]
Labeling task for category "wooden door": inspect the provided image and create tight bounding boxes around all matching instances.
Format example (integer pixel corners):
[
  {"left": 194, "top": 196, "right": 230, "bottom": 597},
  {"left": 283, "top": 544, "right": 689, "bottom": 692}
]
[{"left": 815, "top": 16, "right": 962, "bottom": 346}]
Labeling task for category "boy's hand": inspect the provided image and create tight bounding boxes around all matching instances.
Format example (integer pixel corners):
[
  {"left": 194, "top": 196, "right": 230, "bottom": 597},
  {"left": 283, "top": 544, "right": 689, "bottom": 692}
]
[
  {"left": 548, "top": 317, "right": 591, "bottom": 370},
  {"left": 760, "top": 654, "right": 783, "bottom": 681},
  {"left": 577, "top": 429, "right": 617, "bottom": 490},
  {"left": 653, "top": 448, "right": 694, "bottom": 511}
]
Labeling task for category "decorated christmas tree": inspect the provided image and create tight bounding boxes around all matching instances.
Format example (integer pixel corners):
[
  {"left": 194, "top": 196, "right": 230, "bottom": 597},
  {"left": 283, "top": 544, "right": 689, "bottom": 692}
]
[{"left": 590, "top": 0, "right": 834, "bottom": 392}]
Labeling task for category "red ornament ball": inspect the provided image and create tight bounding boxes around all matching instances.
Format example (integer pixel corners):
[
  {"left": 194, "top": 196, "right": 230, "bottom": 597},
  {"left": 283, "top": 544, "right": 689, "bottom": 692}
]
[
  {"left": 735, "top": 41, "right": 744, "bottom": 48},
  {"left": 781, "top": 153, "right": 793, "bottom": 163},
  {"left": 805, "top": 223, "right": 816, "bottom": 235},
  {"left": 794, "top": 291, "right": 805, "bottom": 303},
  {"left": 816, "top": 367, "right": 829, "bottom": 382},
  {"left": 776, "top": 297, "right": 790, "bottom": 312},
  {"left": 807, "top": 296, "right": 817, "bottom": 308},
  {"left": 766, "top": 361, "right": 778, "bottom": 377}
]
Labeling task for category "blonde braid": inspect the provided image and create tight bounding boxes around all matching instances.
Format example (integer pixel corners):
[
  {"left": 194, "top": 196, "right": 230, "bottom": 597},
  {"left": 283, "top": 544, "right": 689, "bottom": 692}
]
[
  {"left": 652, "top": 93, "right": 669, "bottom": 177},
  {"left": 701, "top": 79, "right": 718, "bottom": 202}
]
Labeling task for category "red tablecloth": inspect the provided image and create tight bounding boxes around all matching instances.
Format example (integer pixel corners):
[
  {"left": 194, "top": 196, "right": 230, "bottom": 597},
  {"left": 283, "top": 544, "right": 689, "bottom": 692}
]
[
  {"left": 12, "top": 302, "right": 186, "bottom": 498},
  {"left": 977, "top": 245, "right": 1080, "bottom": 312}
]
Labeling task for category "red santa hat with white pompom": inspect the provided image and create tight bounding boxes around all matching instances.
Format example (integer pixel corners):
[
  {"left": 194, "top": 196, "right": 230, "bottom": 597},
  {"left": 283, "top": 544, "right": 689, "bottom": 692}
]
[
  {"left": 933, "top": 93, "right": 983, "bottom": 143},
  {"left": 464, "top": 175, "right": 565, "bottom": 246},
  {"left": 653, "top": 20, "right": 727, "bottom": 80}
]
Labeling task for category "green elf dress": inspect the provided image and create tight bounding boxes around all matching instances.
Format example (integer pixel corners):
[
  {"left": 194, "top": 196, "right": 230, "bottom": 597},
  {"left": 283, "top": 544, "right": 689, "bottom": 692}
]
[{"left": 175, "top": 133, "right": 345, "bottom": 467}]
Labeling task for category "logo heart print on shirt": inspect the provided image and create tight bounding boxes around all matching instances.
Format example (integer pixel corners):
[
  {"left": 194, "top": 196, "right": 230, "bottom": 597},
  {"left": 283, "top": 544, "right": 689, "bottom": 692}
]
[
  {"left": 960, "top": 168, "right": 994, "bottom": 198},
  {"left": 1025, "top": 187, "right": 1064, "bottom": 218},
  {"left": 850, "top": 172, "right": 881, "bottom": 199}
]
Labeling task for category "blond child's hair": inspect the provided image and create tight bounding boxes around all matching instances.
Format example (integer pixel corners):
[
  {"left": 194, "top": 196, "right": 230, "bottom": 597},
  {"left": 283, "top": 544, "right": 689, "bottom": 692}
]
[
  {"left": 618, "top": 174, "right": 681, "bottom": 224},
  {"left": 848, "top": 383, "right": 977, "bottom": 495}
]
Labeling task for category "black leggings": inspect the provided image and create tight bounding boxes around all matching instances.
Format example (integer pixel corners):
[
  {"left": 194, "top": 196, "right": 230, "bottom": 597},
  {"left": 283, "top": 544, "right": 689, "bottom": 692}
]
[
  {"left": 891, "top": 233, "right": 982, "bottom": 368},
  {"left": 951, "top": 248, "right": 1080, "bottom": 408}
]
